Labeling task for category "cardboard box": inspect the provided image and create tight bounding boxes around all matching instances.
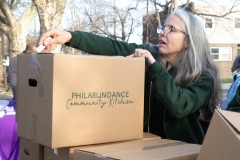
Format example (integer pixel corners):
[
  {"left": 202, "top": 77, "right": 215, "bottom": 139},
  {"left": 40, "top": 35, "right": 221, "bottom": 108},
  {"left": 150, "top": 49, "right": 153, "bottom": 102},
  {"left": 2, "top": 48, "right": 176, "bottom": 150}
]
[
  {"left": 197, "top": 109, "right": 240, "bottom": 160},
  {"left": 74, "top": 137, "right": 201, "bottom": 160},
  {"left": 44, "top": 147, "right": 74, "bottom": 160},
  {"left": 20, "top": 138, "right": 44, "bottom": 160},
  {"left": 44, "top": 132, "right": 160, "bottom": 160},
  {"left": 17, "top": 54, "right": 145, "bottom": 148},
  {"left": 142, "top": 132, "right": 161, "bottom": 140}
]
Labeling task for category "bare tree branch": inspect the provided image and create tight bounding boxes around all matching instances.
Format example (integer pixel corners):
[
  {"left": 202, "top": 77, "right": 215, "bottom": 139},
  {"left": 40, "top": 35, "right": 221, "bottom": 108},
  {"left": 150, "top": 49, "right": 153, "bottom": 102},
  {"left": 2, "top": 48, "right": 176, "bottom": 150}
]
[{"left": 0, "top": 0, "right": 16, "bottom": 26}]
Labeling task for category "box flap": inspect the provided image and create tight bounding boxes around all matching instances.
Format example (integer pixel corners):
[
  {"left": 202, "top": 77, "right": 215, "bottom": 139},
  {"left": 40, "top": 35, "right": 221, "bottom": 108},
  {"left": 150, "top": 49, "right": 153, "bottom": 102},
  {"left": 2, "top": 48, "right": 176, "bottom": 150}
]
[
  {"left": 143, "top": 132, "right": 161, "bottom": 139},
  {"left": 105, "top": 143, "right": 200, "bottom": 160},
  {"left": 218, "top": 109, "right": 240, "bottom": 134},
  {"left": 74, "top": 139, "right": 200, "bottom": 160},
  {"left": 197, "top": 109, "right": 240, "bottom": 160},
  {"left": 77, "top": 138, "right": 180, "bottom": 155}
]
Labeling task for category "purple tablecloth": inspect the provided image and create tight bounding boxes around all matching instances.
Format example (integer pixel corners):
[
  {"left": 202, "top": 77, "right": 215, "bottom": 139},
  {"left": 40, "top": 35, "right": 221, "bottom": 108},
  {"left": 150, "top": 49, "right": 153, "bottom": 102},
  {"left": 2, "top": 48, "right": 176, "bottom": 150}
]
[{"left": 0, "top": 114, "right": 20, "bottom": 160}]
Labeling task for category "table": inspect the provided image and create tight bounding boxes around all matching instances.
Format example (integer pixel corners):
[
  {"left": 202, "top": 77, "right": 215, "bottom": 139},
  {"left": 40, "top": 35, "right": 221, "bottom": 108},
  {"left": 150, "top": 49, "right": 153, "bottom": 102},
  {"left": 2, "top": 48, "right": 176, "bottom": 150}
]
[{"left": 0, "top": 101, "right": 19, "bottom": 160}]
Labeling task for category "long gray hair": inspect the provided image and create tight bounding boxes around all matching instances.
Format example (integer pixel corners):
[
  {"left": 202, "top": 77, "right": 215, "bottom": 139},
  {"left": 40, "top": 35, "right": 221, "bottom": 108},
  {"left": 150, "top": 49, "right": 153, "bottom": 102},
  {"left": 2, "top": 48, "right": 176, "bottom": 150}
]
[{"left": 167, "top": 8, "right": 222, "bottom": 120}]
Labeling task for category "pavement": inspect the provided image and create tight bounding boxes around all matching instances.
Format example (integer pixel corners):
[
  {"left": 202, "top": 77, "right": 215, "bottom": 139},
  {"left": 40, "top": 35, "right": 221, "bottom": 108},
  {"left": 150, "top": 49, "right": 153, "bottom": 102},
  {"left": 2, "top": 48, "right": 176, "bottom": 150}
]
[
  {"left": 0, "top": 83, "right": 232, "bottom": 101},
  {"left": 0, "top": 84, "right": 13, "bottom": 100},
  {"left": 221, "top": 83, "right": 231, "bottom": 100}
]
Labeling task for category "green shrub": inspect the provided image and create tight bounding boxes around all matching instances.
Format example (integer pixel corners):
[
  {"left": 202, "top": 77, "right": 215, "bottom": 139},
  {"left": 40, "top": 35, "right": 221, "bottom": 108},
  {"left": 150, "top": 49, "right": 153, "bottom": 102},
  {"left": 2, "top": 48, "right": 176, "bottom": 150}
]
[{"left": 221, "top": 78, "right": 233, "bottom": 83}]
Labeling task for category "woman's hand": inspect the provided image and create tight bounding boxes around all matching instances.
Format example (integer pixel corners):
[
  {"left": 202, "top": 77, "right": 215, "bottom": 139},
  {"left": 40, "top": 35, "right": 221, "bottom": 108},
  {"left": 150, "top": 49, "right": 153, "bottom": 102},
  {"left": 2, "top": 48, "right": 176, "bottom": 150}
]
[
  {"left": 38, "top": 28, "right": 72, "bottom": 48},
  {"left": 127, "top": 49, "right": 156, "bottom": 65}
]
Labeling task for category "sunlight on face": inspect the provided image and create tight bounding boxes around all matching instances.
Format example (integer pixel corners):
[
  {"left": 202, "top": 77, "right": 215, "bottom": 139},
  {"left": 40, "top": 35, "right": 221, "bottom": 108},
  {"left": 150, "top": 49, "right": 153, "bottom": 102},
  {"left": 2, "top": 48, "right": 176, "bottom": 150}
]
[{"left": 158, "top": 15, "right": 188, "bottom": 64}]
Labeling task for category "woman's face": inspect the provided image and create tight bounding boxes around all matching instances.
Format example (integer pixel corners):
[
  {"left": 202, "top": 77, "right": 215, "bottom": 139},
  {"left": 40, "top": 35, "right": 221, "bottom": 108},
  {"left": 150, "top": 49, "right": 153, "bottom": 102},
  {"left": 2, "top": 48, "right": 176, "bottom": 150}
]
[{"left": 159, "top": 14, "right": 188, "bottom": 64}]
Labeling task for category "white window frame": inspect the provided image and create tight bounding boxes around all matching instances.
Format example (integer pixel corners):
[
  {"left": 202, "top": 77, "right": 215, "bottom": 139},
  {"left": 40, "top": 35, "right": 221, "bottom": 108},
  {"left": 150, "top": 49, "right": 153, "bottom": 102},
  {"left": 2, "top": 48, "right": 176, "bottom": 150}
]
[
  {"left": 204, "top": 16, "right": 214, "bottom": 29},
  {"left": 210, "top": 47, "right": 232, "bottom": 61}
]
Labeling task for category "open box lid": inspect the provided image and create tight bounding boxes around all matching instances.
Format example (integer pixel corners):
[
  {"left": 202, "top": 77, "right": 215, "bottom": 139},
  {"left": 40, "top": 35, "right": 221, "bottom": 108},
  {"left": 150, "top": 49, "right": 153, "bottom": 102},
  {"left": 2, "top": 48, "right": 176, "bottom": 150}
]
[
  {"left": 218, "top": 109, "right": 240, "bottom": 134},
  {"left": 74, "top": 138, "right": 200, "bottom": 160},
  {"left": 197, "top": 109, "right": 240, "bottom": 160}
]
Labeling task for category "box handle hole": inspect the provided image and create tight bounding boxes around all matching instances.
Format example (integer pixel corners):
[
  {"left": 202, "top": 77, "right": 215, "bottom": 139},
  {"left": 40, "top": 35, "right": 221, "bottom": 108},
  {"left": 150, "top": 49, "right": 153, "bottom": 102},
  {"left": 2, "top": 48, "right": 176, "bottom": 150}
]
[
  {"left": 24, "top": 148, "right": 30, "bottom": 156},
  {"left": 28, "top": 79, "right": 38, "bottom": 87}
]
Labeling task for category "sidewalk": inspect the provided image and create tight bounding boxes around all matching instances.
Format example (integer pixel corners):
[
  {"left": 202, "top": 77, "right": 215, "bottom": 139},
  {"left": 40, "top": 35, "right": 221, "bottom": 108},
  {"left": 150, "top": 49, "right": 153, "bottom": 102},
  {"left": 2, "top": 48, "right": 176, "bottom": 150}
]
[
  {"left": 0, "top": 84, "right": 13, "bottom": 100},
  {"left": 221, "top": 83, "right": 231, "bottom": 100},
  {"left": 221, "top": 83, "right": 231, "bottom": 91}
]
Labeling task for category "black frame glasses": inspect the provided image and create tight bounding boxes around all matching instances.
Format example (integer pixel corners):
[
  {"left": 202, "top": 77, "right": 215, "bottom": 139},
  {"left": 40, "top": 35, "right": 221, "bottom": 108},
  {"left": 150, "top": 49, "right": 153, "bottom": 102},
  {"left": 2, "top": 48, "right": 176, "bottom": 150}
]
[{"left": 157, "top": 25, "right": 188, "bottom": 36}]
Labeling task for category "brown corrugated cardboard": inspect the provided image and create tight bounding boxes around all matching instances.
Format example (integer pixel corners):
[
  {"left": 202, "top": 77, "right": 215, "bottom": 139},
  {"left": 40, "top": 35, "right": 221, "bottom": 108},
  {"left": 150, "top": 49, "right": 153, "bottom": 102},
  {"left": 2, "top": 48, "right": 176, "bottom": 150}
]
[
  {"left": 44, "top": 132, "right": 160, "bottom": 160},
  {"left": 20, "top": 138, "right": 44, "bottom": 160},
  {"left": 197, "top": 109, "right": 240, "bottom": 160},
  {"left": 143, "top": 132, "right": 161, "bottom": 140},
  {"left": 17, "top": 54, "right": 145, "bottom": 148},
  {"left": 74, "top": 138, "right": 201, "bottom": 160},
  {"left": 44, "top": 147, "right": 73, "bottom": 160}
]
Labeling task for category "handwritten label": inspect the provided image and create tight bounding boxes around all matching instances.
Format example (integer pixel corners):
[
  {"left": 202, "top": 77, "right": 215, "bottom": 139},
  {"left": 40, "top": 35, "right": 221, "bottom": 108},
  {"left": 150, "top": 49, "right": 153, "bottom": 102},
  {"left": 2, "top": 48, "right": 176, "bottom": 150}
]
[{"left": 66, "top": 91, "right": 134, "bottom": 109}]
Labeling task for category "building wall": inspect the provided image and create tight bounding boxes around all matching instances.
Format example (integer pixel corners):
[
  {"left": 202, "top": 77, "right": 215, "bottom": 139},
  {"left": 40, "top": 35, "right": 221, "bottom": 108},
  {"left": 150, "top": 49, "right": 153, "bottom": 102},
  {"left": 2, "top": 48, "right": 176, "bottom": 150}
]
[
  {"left": 195, "top": 4, "right": 240, "bottom": 79},
  {"left": 211, "top": 44, "right": 238, "bottom": 79}
]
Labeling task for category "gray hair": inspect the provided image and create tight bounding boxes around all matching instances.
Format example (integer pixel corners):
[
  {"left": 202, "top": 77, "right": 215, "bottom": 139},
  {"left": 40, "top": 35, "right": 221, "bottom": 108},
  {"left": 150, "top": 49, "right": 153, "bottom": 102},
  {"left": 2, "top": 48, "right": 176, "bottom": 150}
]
[{"left": 170, "top": 8, "right": 222, "bottom": 119}]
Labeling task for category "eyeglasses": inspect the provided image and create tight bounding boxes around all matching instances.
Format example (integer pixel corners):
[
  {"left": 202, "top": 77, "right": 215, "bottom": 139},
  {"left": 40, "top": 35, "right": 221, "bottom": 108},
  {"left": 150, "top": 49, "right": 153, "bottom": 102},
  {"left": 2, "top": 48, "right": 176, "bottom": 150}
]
[{"left": 157, "top": 25, "right": 188, "bottom": 36}]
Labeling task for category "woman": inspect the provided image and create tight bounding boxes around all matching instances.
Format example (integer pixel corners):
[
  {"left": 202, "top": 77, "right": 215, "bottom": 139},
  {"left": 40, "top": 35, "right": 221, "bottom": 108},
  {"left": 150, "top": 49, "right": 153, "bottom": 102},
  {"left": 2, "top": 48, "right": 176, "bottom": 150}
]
[{"left": 38, "top": 8, "right": 222, "bottom": 144}]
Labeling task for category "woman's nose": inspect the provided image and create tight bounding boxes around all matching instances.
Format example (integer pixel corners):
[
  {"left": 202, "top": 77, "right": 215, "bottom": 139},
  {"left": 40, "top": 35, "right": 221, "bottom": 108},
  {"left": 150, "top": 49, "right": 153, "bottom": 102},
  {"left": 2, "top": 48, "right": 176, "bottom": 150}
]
[{"left": 159, "top": 30, "right": 166, "bottom": 38}]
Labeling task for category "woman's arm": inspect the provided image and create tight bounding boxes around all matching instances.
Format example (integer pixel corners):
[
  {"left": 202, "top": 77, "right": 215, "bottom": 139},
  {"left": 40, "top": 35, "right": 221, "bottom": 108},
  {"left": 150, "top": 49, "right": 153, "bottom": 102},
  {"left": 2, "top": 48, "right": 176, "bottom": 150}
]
[{"left": 67, "top": 31, "right": 142, "bottom": 56}]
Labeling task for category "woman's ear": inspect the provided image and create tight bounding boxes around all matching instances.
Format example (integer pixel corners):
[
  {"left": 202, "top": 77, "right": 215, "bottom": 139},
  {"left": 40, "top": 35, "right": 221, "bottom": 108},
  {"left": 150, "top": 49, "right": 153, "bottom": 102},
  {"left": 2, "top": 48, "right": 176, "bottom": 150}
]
[{"left": 184, "top": 39, "right": 189, "bottom": 48}]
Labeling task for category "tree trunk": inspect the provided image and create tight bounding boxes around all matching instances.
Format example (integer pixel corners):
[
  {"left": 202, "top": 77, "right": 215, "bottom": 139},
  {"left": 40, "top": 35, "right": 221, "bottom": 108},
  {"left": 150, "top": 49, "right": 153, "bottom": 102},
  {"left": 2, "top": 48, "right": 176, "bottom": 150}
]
[
  {"left": 0, "top": 1, "right": 37, "bottom": 57},
  {"left": 153, "top": 0, "right": 161, "bottom": 26},
  {"left": 33, "top": 0, "right": 67, "bottom": 53}
]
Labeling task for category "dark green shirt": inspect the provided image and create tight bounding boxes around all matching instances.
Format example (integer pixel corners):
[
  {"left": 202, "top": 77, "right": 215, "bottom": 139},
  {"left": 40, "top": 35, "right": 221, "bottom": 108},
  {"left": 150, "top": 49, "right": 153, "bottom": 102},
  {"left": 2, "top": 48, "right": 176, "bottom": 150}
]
[{"left": 66, "top": 31, "right": 213, "bottom": 144}]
